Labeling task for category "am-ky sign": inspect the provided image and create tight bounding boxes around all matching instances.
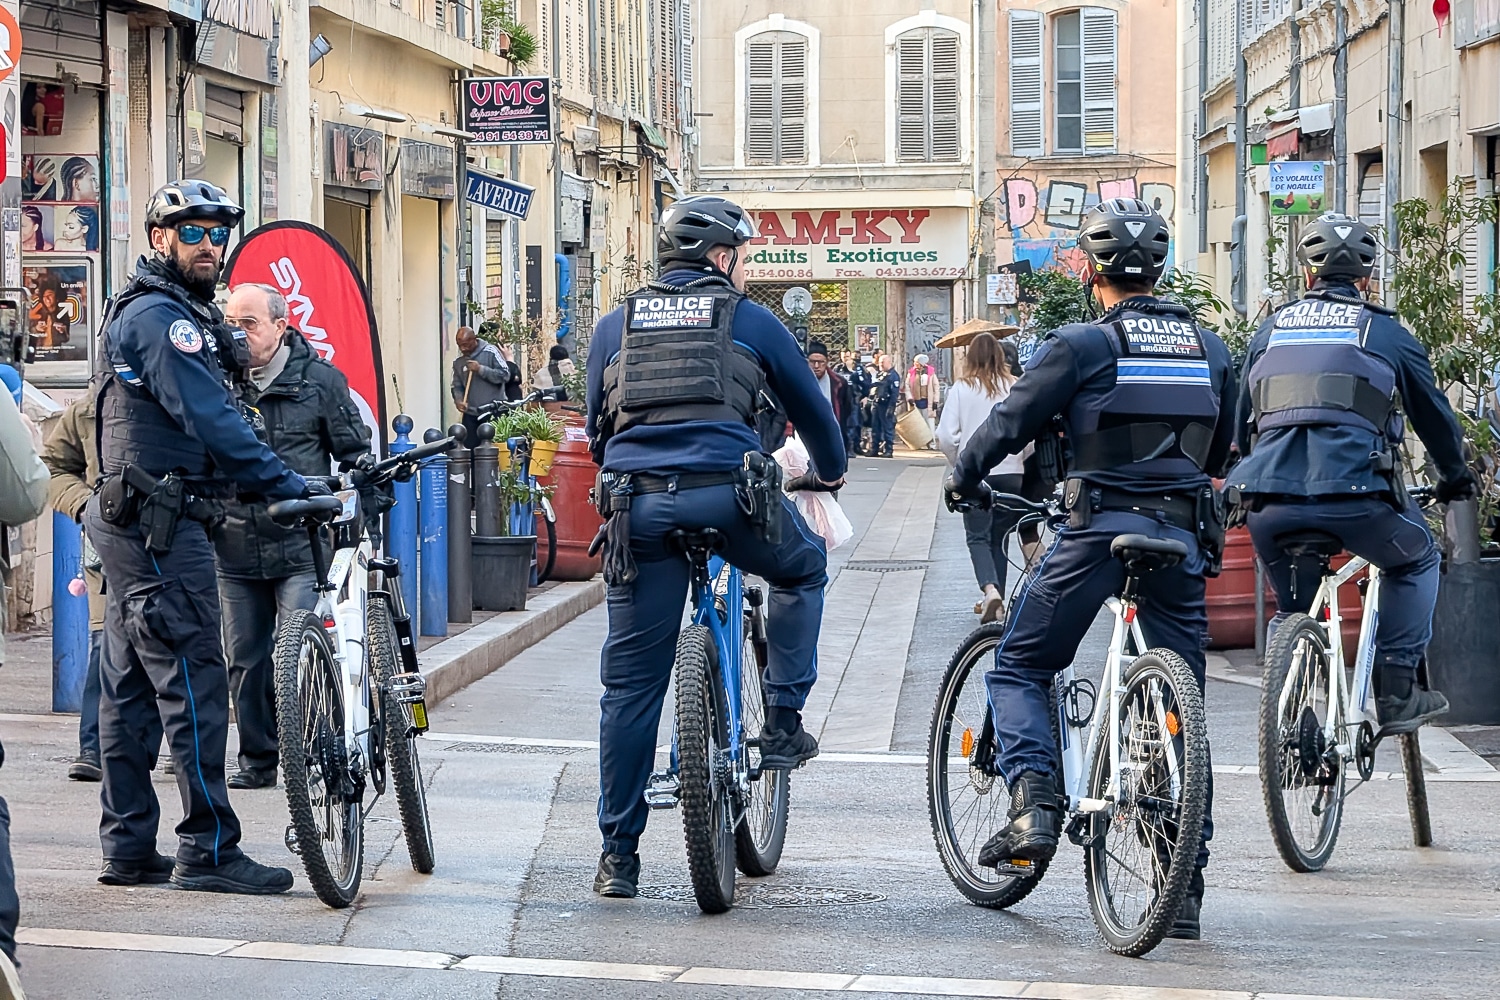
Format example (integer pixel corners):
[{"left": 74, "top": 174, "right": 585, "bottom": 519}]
[
  {"left": 741, "top": 207, "right": 970, "bottom": 282},
  {"left": 463, "top": 76, "right": 553, "bottom": 145}
]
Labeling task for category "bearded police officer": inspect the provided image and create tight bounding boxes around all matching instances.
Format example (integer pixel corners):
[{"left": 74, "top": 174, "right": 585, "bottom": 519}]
[
  {"left": 83, "top": 180, "right": 323, "bottom": 894},
  {"left": 1230, "top": 214, "right": 1472, "bottom": 733},
  {"left": 585, "top": 195, "right": 846, "bottom": 899},
  {"left": 944, "top": 199, "right": 1237, "bottom": 940}
]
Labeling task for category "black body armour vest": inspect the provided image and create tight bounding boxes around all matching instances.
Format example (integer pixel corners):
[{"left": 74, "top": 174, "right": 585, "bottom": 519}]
[{"left": 600, "top": 281, "right": 766, "bottom": 437}]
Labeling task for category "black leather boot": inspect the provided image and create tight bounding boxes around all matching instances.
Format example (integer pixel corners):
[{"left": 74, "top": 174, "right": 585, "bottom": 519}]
[{"left": 978, "top": 771, "right": 1061, "bottom": 868}]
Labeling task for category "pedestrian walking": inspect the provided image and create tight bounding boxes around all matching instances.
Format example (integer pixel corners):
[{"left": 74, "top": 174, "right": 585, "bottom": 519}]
[
  {"left": 531, "top": 343, "right": 577, "bottom": 397},
  {"left": 451, "top": 327, "right": 511, "bottom": 446},
  {"left": 0, "top": 366, "right": 49, "bottom": 981},
  {"left": 870, "top": 354, "right": 902, "bottom": 457},
  {"left": 212, "top": 283, "right": 376, "bottom": 790},
  {"left": 936, "top": 333, "right": 1031, "bottom": 623},
  {"left": 906, "top": 353, "right": 941, "bottom": 435},
  {"left": 83, "top": 179, "right": 318, "bottom": 894}
]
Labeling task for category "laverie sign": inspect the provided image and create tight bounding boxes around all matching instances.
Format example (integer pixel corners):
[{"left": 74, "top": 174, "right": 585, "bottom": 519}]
[{"left": 743, "top": 207, "right": 969, "bottom": 281}]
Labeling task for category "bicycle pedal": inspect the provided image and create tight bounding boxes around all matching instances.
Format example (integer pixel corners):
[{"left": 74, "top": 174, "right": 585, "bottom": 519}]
[
  {"left": 993, "top": 859, "right": 1041, "bottom": 878},
  {"left": 644, "top": 771, "right": 681, "bottom": 809},
  {"left": 1065, "top": 813, "right": 1101, "bottom": 849},
  {"left": 284, "top": 824, "right": 301, "bottom": 856},
  {"left": 388, "top": 672, "right": 430, "bottom": 732}
]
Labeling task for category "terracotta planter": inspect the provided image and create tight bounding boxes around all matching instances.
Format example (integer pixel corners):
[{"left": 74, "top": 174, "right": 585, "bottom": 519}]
[{"left": 537, "top": 425, "right": 603, "bottom": 580}]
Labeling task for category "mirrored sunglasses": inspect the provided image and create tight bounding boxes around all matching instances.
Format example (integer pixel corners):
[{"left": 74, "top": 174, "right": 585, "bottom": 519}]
[{"left": 177, "top": 224, "right": 231, "bottom": 247}]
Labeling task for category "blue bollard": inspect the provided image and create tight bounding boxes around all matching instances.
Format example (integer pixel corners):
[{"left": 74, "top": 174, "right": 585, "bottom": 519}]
[
  {"left": 51, "top": 512, "right": 89, "bottom": 713},
  {"left": 418, "top": 428, "right": 448, "bottom": 636},
  {"left": 388, "top": 415, "right": 419, "bottom": 620}
]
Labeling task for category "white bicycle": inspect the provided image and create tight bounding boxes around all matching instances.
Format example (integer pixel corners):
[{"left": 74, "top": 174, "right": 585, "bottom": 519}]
[
  {"left": 929, "top": 492, "right": 1210, "bottom": 957},
  {"left": 267, "top": 432, "right": 458, "bottom": 908},
  {"left": 1257, "top": 490, "right": 1439, "bottom": 872}
]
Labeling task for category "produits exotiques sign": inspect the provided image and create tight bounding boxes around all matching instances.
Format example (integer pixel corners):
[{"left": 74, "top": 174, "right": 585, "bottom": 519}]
[{"left": 742, "top": 207, "right": 969, "bottom": 281}]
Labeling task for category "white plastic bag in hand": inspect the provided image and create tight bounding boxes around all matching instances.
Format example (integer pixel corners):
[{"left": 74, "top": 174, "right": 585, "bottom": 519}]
[{"left": 773, "top": 436, "right": 854, "bottom": 550}]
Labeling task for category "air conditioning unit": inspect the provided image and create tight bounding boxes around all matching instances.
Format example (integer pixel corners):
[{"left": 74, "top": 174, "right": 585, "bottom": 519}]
[{"left": 573, "top": 125, "right": 600, "bottom": 152}]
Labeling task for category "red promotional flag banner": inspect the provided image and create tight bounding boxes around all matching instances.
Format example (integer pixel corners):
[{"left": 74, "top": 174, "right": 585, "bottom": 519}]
[{"left": 223, "top": 222, "right": 388, "bottom": 452}]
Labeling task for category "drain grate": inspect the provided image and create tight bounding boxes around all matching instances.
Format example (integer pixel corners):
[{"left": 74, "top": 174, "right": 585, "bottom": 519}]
[
  {"left": 842, "top": 559, "right": 930, "bottom": 573},
  {"left": 440, "top": 742, "right": 585, "bottom": 756},
  {"left": 637, "top": 883, "right": 885, "bottom": 908}
]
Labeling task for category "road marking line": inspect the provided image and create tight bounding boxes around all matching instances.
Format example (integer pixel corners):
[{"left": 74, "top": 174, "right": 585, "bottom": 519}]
[
  {"left": 15, "top": 927, "right": 1406, "bottom": 1000},
  {"left": 420, "top": 732, "right": 600, "bottom": 751}
]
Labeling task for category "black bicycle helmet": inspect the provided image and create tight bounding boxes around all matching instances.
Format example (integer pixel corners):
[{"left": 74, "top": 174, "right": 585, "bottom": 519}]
[
  {"left": 144, "top": 179, "right": 245, "bottom": 235},
  {"left": 1297, "top": 213, "right": 1377, "bottom": 281},
  {"left": 657, "top": 195, "right": 756, "bottom": 267},
  {"left": 1076, "top": 198, "right": 1171, "bottom": 279}
]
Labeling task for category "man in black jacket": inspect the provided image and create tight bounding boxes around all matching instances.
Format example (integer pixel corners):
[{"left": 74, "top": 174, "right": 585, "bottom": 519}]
[{"left": 213, "top": 283, "right": 375, "bottom": 789}]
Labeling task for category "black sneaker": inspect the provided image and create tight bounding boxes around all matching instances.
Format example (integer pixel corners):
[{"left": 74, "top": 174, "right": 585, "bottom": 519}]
[
  {"left": 1166, "top": 867, "right": 1205, "bottom": 940},
  {"left": 68, "top": 752, "right": 102, "bottom": 782},
  {"left": 978, "top": 771, "right": 1062, "bottom": 868},
  {"left": 759, "top": 722, "right": 820, "bottom": 771},
  {"left": 227, "top": 767, "right": 277, "bottom": 790},
  {"left": 171, "top": 855, "right": 295, "bottom": 895},
  {"left": 593, "top": 852, "right": 640, "bottom": 898},
  {"left": 1377, "top": 687, "right": 1450, "bottom": 736},
  {"left": 99, "top": 853, "right": 175, "bottom": 886}
]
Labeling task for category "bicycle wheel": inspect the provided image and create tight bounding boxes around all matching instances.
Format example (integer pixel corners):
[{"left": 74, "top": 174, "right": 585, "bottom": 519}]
[
  {"left": 734, "top": 612, "right": 789, "bottom": 877},
  {"left": 675, "top": 624, "right": 736, "bottom": 913},
  {"left": 536, "top": 502, "right": 557, "bottom": 583},
  {"left": 1083, "top": 648, "right": 1208, "bottom": 958},
  {"left": 928, "top": 622, "right": 1049, "bottom": 908},
  {"left": 369, "top": 596, "right": 436, "bottom": 874},
  {"left": 1398, "top": 731, "right": 1432, "bottom": 847},
  {"left": 275, "top": 610, "right": 363, "bottom": 908},
  {"left": 1258, "top": 613, "right": 1345, "bottom": 872}
]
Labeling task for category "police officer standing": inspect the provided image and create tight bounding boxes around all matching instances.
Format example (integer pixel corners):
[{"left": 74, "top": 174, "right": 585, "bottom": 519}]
[
  {"left": 835, "top": 350, "right": 868, "bottom": 455},
  {"left": 945, "top": 199, "right": 1237, "bottom": 940},
  {"left": 585, "top": 195, "right": 846, "bottom": 899},
  {"left": 870, "top": 354, "right": 902, "bottom": 457},
  {"left": 84, "top": 180, "right": 321, "bottom": 894},
  {"left": 1230, "top": 214, "right": 1472, "bottom": 732}
]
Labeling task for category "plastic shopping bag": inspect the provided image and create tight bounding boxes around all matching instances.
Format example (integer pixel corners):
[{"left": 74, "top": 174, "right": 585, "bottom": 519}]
[{"left": 773, "top": 435, "right": 854, "bottom": 550}]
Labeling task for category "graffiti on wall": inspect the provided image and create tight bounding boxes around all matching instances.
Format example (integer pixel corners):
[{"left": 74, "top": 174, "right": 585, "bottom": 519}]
[{"left": 1003, "top": 175, "right": 1177, "bottom": 277}]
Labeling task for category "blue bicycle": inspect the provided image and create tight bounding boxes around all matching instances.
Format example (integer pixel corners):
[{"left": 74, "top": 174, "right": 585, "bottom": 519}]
[{"left": 645, "top": 528, "right": 791, "bottom": 913}]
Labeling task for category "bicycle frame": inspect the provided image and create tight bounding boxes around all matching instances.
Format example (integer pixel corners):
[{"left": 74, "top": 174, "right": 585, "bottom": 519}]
[
  {"left": 308, "top": 492, "right": 378, "bottom": 787},
  {"left": 1055, "top": 599, "right": 1148, "bottom": 814}
]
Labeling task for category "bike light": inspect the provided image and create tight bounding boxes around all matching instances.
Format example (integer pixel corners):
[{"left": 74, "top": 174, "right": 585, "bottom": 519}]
[{"left": 961, "top": 727, "right": 974, "bottom": 757}]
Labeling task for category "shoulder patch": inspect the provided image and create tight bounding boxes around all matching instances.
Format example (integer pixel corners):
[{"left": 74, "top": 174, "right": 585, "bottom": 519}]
[{"left": 168, "top": 319, "right": 204, "bottom": 354}]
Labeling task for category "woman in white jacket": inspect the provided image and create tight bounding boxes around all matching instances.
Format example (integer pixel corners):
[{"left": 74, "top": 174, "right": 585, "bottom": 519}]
[{"left": 936, "top": 333, "right": 1030, "bottom": 623}]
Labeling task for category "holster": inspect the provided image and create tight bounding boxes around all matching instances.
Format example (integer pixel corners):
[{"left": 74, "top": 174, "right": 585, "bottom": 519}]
[
  {"left": 1195, "top": 484, "right": 1227, "bottom": 577},
  {"left": 588, "top": 471, "right": 638, "bottom": 587},
  {"left": 123, "top": 465, "right": 184, "bottom": 555},
  {"left": 1372, "top": 447, "right": 1410, "bottom": 510},
  {"left": 1064, "top": 477, "right": 1095, "bottom": 529},
  {"left": 735, "top": 451, "right": 784, "bottom": 545}
]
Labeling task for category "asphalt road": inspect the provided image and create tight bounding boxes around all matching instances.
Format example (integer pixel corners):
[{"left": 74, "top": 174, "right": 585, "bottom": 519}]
[{"left": 5, "top": 455, "right": 1499, "bottom": 1000}]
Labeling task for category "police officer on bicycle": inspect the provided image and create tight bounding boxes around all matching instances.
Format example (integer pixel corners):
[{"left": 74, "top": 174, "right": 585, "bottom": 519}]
[
  {"left": 1229, "top": 213, "right": 1472, "bottom": 733},
  {"left": 84, "top": 180, "right": 325, "bottom": 894},
  {"left": 585, "top": 195, "right": 846, "bottom": 899},
  {"left": 944, "top": 199, "right": 1237, "bottom": 939}
]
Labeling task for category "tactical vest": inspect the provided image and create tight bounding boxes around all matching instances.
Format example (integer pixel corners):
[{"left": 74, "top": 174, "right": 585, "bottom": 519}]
[
  {"left": 1247, "top": 290, "right": 1398, "bottom": 440},
  {"left": 96, "top": 271, "right": 236, "bottom": 482},
  {"left": 1065, "top": 304, "right": 1220, "bottom": 478},
  {"left": 600, "top": 283, "right": 766, "bottom": 437}
]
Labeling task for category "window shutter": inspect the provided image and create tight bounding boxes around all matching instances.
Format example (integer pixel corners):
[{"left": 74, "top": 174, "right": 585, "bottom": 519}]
[
  {"left": 679, "top": 0, "right": 693, "bottom": 87},
  {"left": 1009, "top": 11, "right": 1043, "bottom": 157},
  {"left": 537, "top": 0, "right": 550, "bottom": 74},
  {"left": 896, "top": 33, "right": 927, "bottom": 162},
  {"left": 778, "top": 39, "right": 807, "bottom": 164},
  {"left": 930, "top": 31, "right": 961, "bottom": 162},
  {"left": 1357, "top": 161, "right": 1384, "bottom": 230},
  {"left": 745, "top": 39, "right": 777, "bottom": 164},
  {"left": 1462, "top": 177, "right": 1482, "bottom": 317},
  {"left": 1081, "top": 7, "right": 1116, "bottom": 152}
]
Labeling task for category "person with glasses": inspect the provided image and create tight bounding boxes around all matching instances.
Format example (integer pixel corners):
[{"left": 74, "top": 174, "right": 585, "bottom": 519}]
[{"left": 83, "top": 180, "right": 325, "bottom": 896}]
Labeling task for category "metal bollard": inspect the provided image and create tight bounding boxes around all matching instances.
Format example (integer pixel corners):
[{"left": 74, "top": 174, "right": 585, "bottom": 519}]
[
  {"left": 51, "top": 512, "right": 88, "bottom": 713},
  {"left": 388, "top": 415, "right": 419, "bottom": 620},
  {"left": 472, "top": 421, "right": 504, "bottom": 538},
  {"left": 418, "top": 428, "right": 448, "bottom": 636},
  {"left": 447, "top": 426, "right": 473, "bottom": 624}
]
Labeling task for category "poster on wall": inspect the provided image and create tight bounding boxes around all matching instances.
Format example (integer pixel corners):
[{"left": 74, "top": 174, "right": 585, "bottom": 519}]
[
  {"left": 23, "top": 257, "right": 92, "bottom": 361},
  {"left": 1269, "top": 161, "right": 1328, "bottom": 216},
  {"left": 20, "top": 202, "right": 100, "bottom": 252},
  {"left": 1, "top": 1, "right": 23, "bottom": 290},
  {"left": 20, "top": 81, "right": 65, "bottom": 136},
  {"left": 23, "top": 153, "right": 102, "bottom": 202},
  {"left": 855, "top": 324, "right": 880, "bottom": 355}
]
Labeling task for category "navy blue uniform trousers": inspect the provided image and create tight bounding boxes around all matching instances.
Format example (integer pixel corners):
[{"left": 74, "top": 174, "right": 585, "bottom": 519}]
[
  {"left": 1247, "top": 496, "right": 1439, "bottom": 670},
  {"left": 84, "top": 501, "right": 243, "bottom": 868},
  {"left": 598, "top": 483, "right": 828, "bottom": 856},
  {"left": 984, "top": 510, "right": 1214, "bottom": 867}
]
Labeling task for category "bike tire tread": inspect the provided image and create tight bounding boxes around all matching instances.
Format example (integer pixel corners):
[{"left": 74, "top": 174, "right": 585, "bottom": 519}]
[
  {"left": 676, "top": 625, "right": 735, "bottom": 913},
  {"left": 370, "top": 597, "right": 437, "bottom": 874}
]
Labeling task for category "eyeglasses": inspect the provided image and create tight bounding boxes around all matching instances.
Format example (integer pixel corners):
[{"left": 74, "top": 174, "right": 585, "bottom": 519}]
[{"left": 177, "top": 224, "right": 231, "bottom": 247}]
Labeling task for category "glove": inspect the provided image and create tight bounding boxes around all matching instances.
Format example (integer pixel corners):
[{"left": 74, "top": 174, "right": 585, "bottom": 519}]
[
  {"left": 785, "top": 472, "right": 844, "bottom": 493},
  {"left": 1435, "top": 469, "right": 1478, "bottom": 504},
  {"left": 942, "top": 472, "right": 992, "bottom": 513},
  {"left": 302, "top": 478, "right": 333, "bottom": 499}
]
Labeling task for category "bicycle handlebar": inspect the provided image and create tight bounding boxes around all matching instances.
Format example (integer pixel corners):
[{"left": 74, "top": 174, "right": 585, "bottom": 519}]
[{"left": 473, "top": 386, "right": 564, "bottom": 422}]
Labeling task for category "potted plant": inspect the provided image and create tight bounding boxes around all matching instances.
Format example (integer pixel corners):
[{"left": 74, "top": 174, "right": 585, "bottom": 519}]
[
  {"left": 507, "top": 405, "right": 565, "bottom": 476},
  {"left": 470, "top": 466, "right": 543, "bottom": 612}
]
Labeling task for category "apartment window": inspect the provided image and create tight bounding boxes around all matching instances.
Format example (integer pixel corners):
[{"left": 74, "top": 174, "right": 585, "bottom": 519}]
[
  {"left": 895, "top": 28, "right": 961, "bottom": 163},
  {"left": 1009, "top": 7, "right": 1116, "bottom": 158},
  {"left": 745, "top": 32, "right": 807, "bottom": 165}
]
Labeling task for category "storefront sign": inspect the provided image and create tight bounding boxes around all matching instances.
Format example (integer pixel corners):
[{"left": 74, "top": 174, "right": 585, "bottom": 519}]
[
  {"left": 465, "top": 168, "right": 534, "bottom": 219},
  {"left": 463, "top": 76, "right": 553, "bottom": 145},
  {"left": 1269, "top": 161, "right": 1328, "bottom": 216},
  {"left": 0, "top": 1, "right": 19, "bottom": 289},
  {"left": 743, "top": 207, "right": 969, "bottom": 281},
  {"left": 399, "top": 139, "right": 455, "bottom": 200},
  {"left": 324, "top": 123, "right": 385, "bottom": 191}
]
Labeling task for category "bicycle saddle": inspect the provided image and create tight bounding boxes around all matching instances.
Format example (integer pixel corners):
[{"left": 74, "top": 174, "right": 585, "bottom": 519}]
[
  {"left": 1110, "top": 534, "right": 1188, "bottom": 572},
  {"left": 667, "top": 528, "right": 726, "bottom": 562},
  {"left": 267, "top": 495, "right": 344, "bottom": 526},
  {"left": 1274, "top": 530, "right": 1343, "bottom": 558}
]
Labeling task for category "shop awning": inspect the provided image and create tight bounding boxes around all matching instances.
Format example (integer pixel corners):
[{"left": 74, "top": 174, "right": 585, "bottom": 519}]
[{"left": 633, "top": 118, "right": 668, "bottom": 150}]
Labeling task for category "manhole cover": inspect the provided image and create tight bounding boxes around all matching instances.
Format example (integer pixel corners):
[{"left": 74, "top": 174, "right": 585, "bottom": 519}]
[
  {"left": 637, "top": 883, "right": 885, "bottom": 908},
  {"left": 439, "top": 742, "right": 583, "bottom": 756},
  {"left": 842, "top": 560, "right": 930, "bottom": 573}
]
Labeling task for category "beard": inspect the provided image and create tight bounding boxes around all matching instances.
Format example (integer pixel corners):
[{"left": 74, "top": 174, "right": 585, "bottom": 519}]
[{"left": 169, "top": 246, "right": 222, "bottom": 299}]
